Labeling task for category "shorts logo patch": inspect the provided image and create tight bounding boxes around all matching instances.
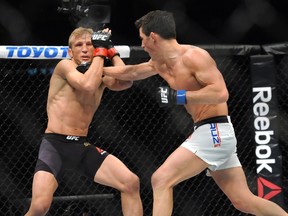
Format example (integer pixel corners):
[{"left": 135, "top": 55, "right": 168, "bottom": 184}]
[
  {"left": 96, "top": 147, "right": 106, "bottom": 155},
  {"left": 210, "top": 123, "right": 221, "bottom": 147},
  {"left": 66, "top": 135, "right": 80, "bottom": 141},
  {"left": 84, "top": 142, "right": 90, "bottom": 147}
]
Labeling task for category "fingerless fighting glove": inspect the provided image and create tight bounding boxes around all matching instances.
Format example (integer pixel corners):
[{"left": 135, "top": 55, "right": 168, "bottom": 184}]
[
  {"left": 156, "top": 86, "right": 187, "bottom": 106},
  {"left": 91, "top": 31, "right": 112, "bottom": 58},
  {"left": 91, "top": 31, "right": 120, "bottom": 59}
]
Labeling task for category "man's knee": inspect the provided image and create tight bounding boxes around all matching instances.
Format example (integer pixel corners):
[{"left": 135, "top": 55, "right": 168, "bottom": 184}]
[
  {"left": 151, "top": 169, "right": 168, "bottom": 190},
  {"left": 26, "top": 197, "right": 52, "bottom": 216},
  {"left": 122, "top": 173, "right": 140, "bottom": 194},
  {"left": 230, "top": 198, "right": 251, "bottom": 213}
]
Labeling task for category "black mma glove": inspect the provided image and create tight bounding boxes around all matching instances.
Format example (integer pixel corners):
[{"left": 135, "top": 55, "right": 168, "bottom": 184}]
[
  {"left": 91, "top": 31, "right": 111, "bottom": 48},
  {"left": 91, "top": 31, "right": 112, "bottom": 58},
  {"left": 156, "top": 86, "right": 187, "bottom": 106},
  {"left": 76, "top": 62, "right": 91, "bottom": 73}
]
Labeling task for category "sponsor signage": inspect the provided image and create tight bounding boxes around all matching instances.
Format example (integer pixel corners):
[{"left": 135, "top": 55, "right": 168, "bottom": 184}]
[
  {"left": 250, "top": 55, "right": 284, "bottom": 206},
  {"left": 0, "top": 45, "right": 131, "bottom": 59}
]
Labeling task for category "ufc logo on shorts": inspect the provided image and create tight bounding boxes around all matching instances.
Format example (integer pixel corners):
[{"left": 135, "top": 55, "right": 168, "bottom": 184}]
[
  {"left": 92, "top": 34, "right": 109, "bottom": 41},
  {"left": 66, "top": 136, "right": 80, "bottom": 141},
  {"left": 160, "top": 87, "right": 168, "bottom": 103}
]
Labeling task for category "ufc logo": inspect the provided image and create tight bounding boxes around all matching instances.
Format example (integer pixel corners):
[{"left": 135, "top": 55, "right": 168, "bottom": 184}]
[
  {"left": 66, "top": 136, "right": 79, "bottom": 141},
  {"left": 92, "top": 34, "right": 109, "bottom": 41},
  {"left": 160, "top": 87, "right": 168, "bottom": 103}
]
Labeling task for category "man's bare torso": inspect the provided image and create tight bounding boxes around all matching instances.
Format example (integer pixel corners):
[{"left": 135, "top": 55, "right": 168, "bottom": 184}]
[
  {"left": 45, "top": 68, "right": 104, "bottom": 136},
  {"left": 153, "top": 45, "right": 228, "bottom": 122}
]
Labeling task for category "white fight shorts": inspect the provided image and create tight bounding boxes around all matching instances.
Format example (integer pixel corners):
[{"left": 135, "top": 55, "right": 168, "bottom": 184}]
[{"left": 181, "top": 116, "right": 242, "bottom": 172}]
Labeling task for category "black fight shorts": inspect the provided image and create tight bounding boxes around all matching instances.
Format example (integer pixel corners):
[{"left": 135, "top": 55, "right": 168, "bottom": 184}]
[{"left": 34, "top": 133, "right": 109, "bottom": 182}]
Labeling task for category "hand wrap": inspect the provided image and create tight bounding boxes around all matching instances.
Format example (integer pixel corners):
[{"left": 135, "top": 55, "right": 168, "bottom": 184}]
[
  {"left": 107, "top": 46, "right": 120, "bottom": 59},
  {"left": 93, "top": 48, "right": 108, "bottom": 58}
]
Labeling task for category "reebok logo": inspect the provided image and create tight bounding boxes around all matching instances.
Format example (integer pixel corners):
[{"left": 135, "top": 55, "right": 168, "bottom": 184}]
[
  {"left": 257, "top": 177, "right": 282, "bottom": 200},
  {"left": 252, "top": 87, "right": 276, "bottom": 173}
]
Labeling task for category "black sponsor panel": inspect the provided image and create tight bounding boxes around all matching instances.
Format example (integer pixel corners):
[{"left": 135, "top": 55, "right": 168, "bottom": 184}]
[{"left": 250, "top": 55, "right": 284, "bottom": 206}]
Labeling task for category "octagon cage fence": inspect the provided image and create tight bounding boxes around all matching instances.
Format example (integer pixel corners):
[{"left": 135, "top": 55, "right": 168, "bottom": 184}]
[{"left": 0, "top": 43, "right": 287, "bottom": 216}]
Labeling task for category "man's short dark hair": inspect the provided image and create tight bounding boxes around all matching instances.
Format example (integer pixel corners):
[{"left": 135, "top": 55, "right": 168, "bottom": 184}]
[{"left": 135, "top": 10, "right": 176, "bottom": 39}]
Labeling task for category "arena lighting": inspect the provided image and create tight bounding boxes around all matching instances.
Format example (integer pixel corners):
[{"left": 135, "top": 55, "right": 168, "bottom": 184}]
[{"left": 58, "top": 0, "right": 111, "bottom": 28}]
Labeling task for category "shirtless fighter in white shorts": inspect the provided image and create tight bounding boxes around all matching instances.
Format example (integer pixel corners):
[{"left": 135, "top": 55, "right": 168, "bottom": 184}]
[{"left": 103, "top": 10, "right": 288, "bottom": 216}]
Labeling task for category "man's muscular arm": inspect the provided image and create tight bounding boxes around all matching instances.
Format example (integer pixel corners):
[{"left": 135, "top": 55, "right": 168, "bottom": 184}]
[
  {"left": 102, "top": 76, "right": 133, "bottom": 91},
  {"left": 55, "top": 57, "right": 104, "bottom": 92},
  {"left": 102, "top": 46, "right": 134, "bottom": 91},
  {"left": 184, "top": 48, "right": 229, "bottom": 104},
  {"left": 103, "top": 61, "right": 157, "bottom": 81}
]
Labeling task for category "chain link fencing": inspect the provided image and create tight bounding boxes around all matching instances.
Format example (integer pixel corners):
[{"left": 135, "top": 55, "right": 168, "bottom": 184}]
[{"left": 0, "top": 44, "right": 287, "bottom": 215}]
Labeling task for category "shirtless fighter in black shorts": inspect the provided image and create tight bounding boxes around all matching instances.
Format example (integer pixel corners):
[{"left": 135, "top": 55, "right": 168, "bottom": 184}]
[{"left": 24, "top": 27, "right": 143, "bottom": 216}]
